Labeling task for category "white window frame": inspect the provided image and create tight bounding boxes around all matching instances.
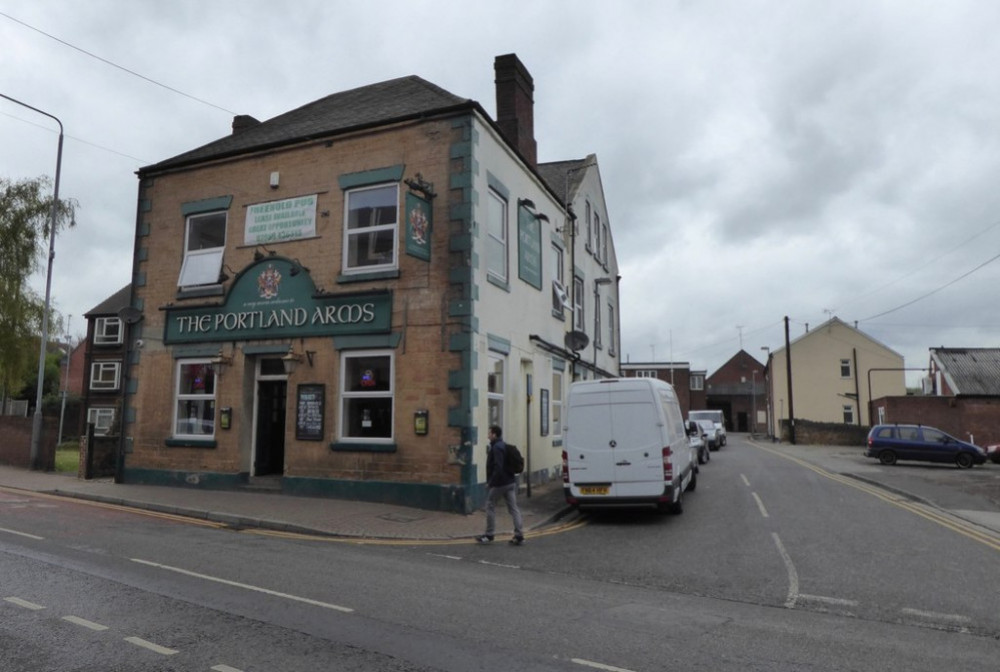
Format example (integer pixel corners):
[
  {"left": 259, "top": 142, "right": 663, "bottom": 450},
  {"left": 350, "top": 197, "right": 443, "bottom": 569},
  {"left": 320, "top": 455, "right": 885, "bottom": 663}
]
[
  {"left": 487, "top": 354, "right": 505, "bottom": 429},
  {"left": 551, "top": 369, "right": 563, "bottom": 438},
  {"left": 343, "top": 183, "right": 399, "bottom": 273},
  {"left": 602, "top": 222, "right": 609, "bottom": 264},
  {"left": 339, "top": 350, "right": 395, "bottom": 442},
  {"left": 843, "top": 405, "right": 854, "bottom": 424},
  {"left": 594, "top": 293, "right": 603, "bottom": 348},
  {"left": 551, "top": 244, "right": 565, "bottom": 316},
  {"left": 89, "top": 361, "right": 121, "bottom": 391},
  {"left": 573, "top": 275, "right": 584, "bottom": 331},
  {"left": 173, "top": 359, "right": 216, "bottom": 438},
  {"left": 486, "top": 189, "right": 508, "bottom": 283},
  {"left": 585, "top": 201, "right": 593, "bottom": 251},
  {"left": 840, "top": 358, "right": 852, "bottom": 378},
  {"left": 635, "top": 370, "right": 657, "bottom": 378},
  {"left": 86, "top": 407, "right": 116, "bottom": 435},
  {"left": 691, "top": 374, "right": 704, "bottom": 390},
  {"left": 607, "top": 303, "right": 615, "bottom": 355},
  {"left": 594, "top": 212, "right": 601, "bottom": 261},
  {"left": 94, "top": 317, "right": 123, "bottom": 345},
  {"left": 178, "top": 211, "right": 227, "bottom": 287}
]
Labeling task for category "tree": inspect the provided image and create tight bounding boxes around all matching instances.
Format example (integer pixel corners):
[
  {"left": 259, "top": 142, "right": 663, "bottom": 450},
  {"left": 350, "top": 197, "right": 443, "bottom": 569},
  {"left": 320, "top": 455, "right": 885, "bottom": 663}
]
[{"left": 0, "top": 176, "right": 74, "bottom": 401}]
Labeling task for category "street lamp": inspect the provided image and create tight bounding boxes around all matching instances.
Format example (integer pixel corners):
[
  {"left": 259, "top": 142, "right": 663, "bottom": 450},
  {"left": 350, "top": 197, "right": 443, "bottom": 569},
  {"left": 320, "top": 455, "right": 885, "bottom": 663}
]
[{"left": 1, "top": 93, "right": 64, "bottom": 471}]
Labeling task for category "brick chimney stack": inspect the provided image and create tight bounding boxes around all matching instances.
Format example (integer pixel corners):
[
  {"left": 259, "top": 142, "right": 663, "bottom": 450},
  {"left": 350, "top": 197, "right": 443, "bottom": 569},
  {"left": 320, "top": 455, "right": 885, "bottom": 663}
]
[
  {"left": 494, "top": 54, "right": 537, "bottom": 167},
  {"left": 232, "top": 114, "right": 261, "bottom": 135}
]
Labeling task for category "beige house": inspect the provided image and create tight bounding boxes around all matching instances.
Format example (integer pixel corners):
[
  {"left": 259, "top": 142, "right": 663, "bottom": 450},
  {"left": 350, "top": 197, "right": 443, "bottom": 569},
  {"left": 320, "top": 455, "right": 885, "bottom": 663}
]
[{"left": 767, "top": 317, "right": 904, "bottom": 428}]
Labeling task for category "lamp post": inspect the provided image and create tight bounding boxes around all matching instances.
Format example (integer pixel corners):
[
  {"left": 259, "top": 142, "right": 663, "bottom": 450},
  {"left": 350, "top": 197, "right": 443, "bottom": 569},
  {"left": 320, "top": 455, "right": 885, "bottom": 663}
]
[{"left": 1, "top": 94, "right": 64, "bottom": 471}]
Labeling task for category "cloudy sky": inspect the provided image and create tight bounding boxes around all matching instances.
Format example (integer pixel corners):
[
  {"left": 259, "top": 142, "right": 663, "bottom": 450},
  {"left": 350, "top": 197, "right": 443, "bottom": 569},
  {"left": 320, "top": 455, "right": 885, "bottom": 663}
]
[{"left": 3, "top": 1, "right": 999, "bottom": 384}]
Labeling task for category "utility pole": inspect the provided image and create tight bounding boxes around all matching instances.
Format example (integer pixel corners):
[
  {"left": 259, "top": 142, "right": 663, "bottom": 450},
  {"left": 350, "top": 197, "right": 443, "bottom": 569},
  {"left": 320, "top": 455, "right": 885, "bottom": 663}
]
[{"left": 784, "top": 316, "right": 795, "bottom": 444}]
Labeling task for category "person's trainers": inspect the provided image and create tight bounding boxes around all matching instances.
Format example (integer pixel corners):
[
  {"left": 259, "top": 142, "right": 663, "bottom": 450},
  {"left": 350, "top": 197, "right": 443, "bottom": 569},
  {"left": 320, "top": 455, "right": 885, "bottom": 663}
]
[
  {"left": 475, "top": 535, "right": 494, "bottom": 543},
  {"left": 509, "top": 535, "right": 525, "bottom": 546}
]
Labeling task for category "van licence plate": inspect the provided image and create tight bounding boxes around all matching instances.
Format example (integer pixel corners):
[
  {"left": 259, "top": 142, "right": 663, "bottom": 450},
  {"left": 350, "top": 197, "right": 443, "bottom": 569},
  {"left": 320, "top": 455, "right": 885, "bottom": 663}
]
[{"left": 579, "top": 486, "right": 610, "bottom": 495}]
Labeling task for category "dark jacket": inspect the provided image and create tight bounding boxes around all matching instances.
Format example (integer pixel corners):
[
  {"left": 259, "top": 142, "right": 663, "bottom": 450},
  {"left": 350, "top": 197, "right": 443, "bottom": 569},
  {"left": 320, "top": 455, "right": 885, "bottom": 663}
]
[{"left": 486, "top": 438, "right": 516, "bottom": 488}]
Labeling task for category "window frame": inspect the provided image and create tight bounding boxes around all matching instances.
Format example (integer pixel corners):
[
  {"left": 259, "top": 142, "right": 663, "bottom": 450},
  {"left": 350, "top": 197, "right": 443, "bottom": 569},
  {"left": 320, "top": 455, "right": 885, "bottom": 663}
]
[
  {"left": 486, "top": 189, "right": 508, "bottom": 284},
  {"left": 94, "top": 317, "right": 123, "bottom": 345},
  {"left": 843, "top": 404, "right": 854, "bottom": 424},
  {"left": 342, "top": 183, "right": 400, "bottom": 274},
  {"left": 573, "top": 275, "right": 584, "bottom": 331},
  {"left": 487, "top": 353, "right": 506, "bottom": 429},
  {"left": 551, "top": 369, "right": 563, "bottom": 439},
  {"left": 172, "top": 359, "right": 217, "bottom": 439},
  {"left": 89, "top": 361, "right": 121, "bottom": 391},
  {"left": 551, "top": 243, "right": 565, "bottom": 317},
  {"left": 339, "top": 349, "right": 395, "bottom": 443},
  {"left": 840, "top": 358, "right": 852, "bottom": 378},
  {"left": 690, "top": 374, "right": 704, "bottom": 390},
  {"left": 607, "top": 303, "right": 615, "bottom": 355},
  {"left": 86, "top": 407, "right": 116, "bottom": 435},
  {"left": 178, "top": 211, "right": 227, "bottom": 288}
]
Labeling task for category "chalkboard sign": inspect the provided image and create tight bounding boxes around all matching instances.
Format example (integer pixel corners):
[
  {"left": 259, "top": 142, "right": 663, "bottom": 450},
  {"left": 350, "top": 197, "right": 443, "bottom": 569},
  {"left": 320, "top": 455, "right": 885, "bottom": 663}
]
[{"left": 296, "top": 384, "right": 325, "bottom": 441}]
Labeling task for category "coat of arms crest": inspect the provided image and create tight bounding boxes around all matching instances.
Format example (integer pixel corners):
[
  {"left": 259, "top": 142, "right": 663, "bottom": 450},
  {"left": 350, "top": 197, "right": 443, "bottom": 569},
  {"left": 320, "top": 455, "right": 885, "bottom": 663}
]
[{"left": 257, "top": 264, "right": 282, "bottom": 299}]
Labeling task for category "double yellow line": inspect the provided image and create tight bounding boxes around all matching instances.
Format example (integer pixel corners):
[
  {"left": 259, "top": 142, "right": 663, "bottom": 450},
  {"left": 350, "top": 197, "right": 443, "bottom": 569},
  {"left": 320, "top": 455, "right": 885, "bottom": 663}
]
[{"left": 751, "top": 443, "right": 1000, "bottom": 552}]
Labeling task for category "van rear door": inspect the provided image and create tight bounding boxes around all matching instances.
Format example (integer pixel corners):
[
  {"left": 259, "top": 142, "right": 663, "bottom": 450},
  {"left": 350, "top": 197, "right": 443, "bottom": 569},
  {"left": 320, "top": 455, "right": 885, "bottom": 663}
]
[{"left": 566, "top": 382, "right": 665, "bottom": 498}]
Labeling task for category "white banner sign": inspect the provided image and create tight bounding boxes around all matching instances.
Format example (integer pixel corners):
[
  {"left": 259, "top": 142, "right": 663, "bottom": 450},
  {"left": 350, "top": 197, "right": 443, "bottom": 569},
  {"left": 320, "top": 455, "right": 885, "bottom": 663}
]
[{"left": 245, "top": 194, "right": 317, "bottom": 245}]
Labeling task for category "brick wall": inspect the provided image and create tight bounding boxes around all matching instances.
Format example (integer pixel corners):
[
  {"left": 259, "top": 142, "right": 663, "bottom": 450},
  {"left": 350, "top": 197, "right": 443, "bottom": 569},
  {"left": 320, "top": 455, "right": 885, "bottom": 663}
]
[
  {"left": 873, "top": 395, "right": 1000, "bottom": 446},
  {"left": 0, "top": 416, "right": 58, "bottom": 469}
]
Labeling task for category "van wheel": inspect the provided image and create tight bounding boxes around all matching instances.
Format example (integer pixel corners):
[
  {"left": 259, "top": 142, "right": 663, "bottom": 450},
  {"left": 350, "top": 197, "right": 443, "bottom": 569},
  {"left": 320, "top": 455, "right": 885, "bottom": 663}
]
[{"left": 685, "top": 470, "right": 697, "bottom": 492}]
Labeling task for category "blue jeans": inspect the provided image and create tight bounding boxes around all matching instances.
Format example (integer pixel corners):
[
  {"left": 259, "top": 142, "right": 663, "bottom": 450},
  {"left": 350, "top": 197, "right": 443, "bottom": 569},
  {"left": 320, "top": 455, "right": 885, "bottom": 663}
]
[{"left": 484, "top": 482, "right": 523, "bottom": 537}]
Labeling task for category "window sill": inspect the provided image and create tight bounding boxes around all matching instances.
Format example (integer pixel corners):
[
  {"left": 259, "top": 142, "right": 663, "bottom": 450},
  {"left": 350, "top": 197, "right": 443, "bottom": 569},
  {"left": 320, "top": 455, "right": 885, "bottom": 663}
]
[
  {"left": 551, "top": 310, "right": 565, "bottom": 321},
  {"left": 165, "top": 438, "right": 217, "bottom": 448},
  {"left": 337, "top": 269, "right": 400, "bottom": 284},
  {"left": 330, "top": 441, "right": 397, "bottom": 453},
  {"left": 176, "top": 285, "right": 225, "bottom": 300},
  {"left": 486, "top": 275, "right": 510, "bottom": 292}
]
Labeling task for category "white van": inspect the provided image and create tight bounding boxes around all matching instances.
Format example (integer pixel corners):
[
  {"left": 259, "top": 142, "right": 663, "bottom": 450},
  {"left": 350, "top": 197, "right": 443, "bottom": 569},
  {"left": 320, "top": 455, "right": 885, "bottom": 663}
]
[
  {"left": 562, "top": 377, "right": 696, "bottom": 513},
  {"left": 689, "top": 409, "right": 727, "bottom": 446}
]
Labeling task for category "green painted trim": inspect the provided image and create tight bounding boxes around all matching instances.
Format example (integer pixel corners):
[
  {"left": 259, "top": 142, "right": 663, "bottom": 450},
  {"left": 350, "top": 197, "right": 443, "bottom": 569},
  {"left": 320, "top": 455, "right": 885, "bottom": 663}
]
[
  {"left": 283, "top": 476, "right": 469, "bottom": 513},
  {"left": 487, "top": 333, "right": 511, "bottom": 355},
  {"left": 127, "top": 378, "right": 138, "bottom": 394},
  {"left": 125, "top": 407, "right": 136, "bottom": 424},
  {"left": 243, "top": 344, "right": 291, "bottom": 355},
  {"left": 173, "top": 345, "right": 220, "bottom": 359},
  {"left": 329, "top": 442, "right": 397, "bottom": 453},
  {"left": 164, "top": 438, "right": 217, "bottom": 448},
  {"left": 332, "top": 333, "right": 402, "bottom": 350},
  {"left": 136, "top": 247, "right": 148, "bottom": 261},
  {"left": 337, "top": 269, "right": 400, "bottom": 284},
  {"left": 134, "top": 272, "right": 146, "bottom": 288},
  {"left": 551, "top": 232, "right": 565, "bottom": 248},
  {"left": 181, "top": 195, "right": 233, "bottom": 216},
  {"left": 140, "top": 199, "right": 151, "bottom": 213},
  {"left": 337, "top": 165, "right": 405, "bottom": 190},
  {"left": 134, "top": 298, "right": 144, "bottom": 311},
  {"left": 138, "top": 221, "right": 150, "bottom": 236},
  {"left": 449, "top": 299, "right": 473, "bottom": 317},
  {"left": 121, "top": 467, "right": 244, "bottom": 489}
]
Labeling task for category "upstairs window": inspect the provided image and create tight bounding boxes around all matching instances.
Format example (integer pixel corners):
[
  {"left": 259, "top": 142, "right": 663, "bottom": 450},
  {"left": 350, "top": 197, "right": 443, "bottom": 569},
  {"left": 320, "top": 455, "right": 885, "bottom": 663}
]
[
  {"left": 90, "top": 361, "right": 121, "bottom": 391},
  {"left": 178, "top": 211, "right": 227, "bottom": 287},
  {"left": 840, "top": 359, "right": 852, "bottom": 378},
  {"left": 573, "top": 276, "right": 584, "bottom": 331},
  {"left": 607, "top": 303, "right": 615, "bottom": 355},
  {"left": 486, "top": 190, "right": 508, "bottom": 283},
  {"left": 551, "top": 244, "right": 566, "bottom": 316},
  {"left": 94, "top": 317, "right": 123, "bottom": 345},
  {"left": 690, "top": 374, "right": 704, "bottom": 390},
  {"left": 344, "top": 184, "right": 398, "bottom": 272}
]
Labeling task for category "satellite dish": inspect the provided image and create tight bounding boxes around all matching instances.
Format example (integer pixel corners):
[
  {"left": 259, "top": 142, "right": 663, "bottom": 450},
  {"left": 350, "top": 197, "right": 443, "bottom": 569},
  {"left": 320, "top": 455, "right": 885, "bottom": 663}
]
[
  {"left": 564, "top": 330, "right": 589, "bottom": 352},
  {"left": 118, "top": 306, "right": 143, "bottom": 324}
]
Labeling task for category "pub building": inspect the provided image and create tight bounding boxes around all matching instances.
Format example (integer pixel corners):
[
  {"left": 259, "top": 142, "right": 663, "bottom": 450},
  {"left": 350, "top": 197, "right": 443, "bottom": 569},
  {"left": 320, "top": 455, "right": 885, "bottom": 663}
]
[{"left": 121, "top": 54, "right": 620, "bottom": 512}]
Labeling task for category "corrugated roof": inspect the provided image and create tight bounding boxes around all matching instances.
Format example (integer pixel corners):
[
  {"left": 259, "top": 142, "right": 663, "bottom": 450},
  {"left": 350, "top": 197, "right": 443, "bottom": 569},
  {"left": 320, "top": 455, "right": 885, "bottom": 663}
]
[
  {"left": 930, "top": 347, "right": 1000, "bottom": 396},
  {"left": 140, "top": 76, "right": 474, "bottom": 174}
]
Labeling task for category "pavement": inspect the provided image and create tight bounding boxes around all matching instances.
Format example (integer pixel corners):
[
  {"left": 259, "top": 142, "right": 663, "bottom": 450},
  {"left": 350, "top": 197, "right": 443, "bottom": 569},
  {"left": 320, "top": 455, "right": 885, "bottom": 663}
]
[{"left": 1, "top": 438, "right": 999, "bottom": 541}]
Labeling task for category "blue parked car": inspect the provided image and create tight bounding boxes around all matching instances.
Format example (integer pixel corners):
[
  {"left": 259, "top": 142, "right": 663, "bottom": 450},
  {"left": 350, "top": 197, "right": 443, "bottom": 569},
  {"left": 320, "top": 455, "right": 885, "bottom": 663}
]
[{"left": 865, "top": 424, "right": 986, "bottom": 469}]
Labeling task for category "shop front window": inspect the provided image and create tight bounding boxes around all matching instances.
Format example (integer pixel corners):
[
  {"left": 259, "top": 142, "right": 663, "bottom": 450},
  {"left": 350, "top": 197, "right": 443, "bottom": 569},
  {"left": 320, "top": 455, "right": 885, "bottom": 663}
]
[
  {"left": 173, "top": 360, "right": 216, "bottom": 437},
  {"left": 340, "top": 351, "right": 394, "bottom": 440}
]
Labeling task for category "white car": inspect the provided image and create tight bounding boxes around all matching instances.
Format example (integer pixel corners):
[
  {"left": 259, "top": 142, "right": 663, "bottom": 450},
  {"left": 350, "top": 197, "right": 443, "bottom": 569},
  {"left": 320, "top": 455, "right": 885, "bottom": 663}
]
[{"left": 696, "top": 419, "right": 721, "bottom": 451}]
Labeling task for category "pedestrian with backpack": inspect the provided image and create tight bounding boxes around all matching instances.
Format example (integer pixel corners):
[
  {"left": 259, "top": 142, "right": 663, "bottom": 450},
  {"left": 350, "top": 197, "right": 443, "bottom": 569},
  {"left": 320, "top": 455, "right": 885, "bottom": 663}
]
[{"left": 476, "top": 424, "right": 525, "bottom": 545}]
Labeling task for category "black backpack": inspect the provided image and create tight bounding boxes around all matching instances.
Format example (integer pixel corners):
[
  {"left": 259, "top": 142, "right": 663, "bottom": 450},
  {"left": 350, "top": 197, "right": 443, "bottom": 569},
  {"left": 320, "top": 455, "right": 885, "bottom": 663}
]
[{"left": 504, "top": 443, "right": 525, "bottom": 475}]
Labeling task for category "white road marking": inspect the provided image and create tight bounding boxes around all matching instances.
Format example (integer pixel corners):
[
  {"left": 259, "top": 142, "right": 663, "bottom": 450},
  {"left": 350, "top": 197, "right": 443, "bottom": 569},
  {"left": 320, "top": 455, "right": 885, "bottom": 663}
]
[
  {"left": 62, "top": 615, "right": 109, "bottom": 631},
  {"left": 4, "top": 597, "right": 45, "bottom": 610},
  {"left": 772, "top": 533, "right": 799, "bottom": 608},
  {"left": 478, "top": 560, "right": 520, "bottom": 569},
  {"left": 124, "top": 636, "right": 178, "bottom": 655},
  {"left": 571, "top": 658, "right": 637, "bottom": 672},
  {"left": 799, "top": 594, "right": 859, "bottom": 607},
  {"left": 0, "top": 526, "right": 44, "bottom": 540},
  {"left": 211, "top": 665, "right": 245, "bottom": 672},
  {"left": 131, "top": 558, "right": 354, "bottom": 613},
  {"left": 427, "top": 553, "right": 462, "bottom": 560},
  {"left": 901, "top": 607, "right": 972, "bottom": 623},
  {"left": 740, "top": 474, "right": 751, "bottom": 487},
  {"left": 752, "top": 492, "right": 769, "bottom": 518}
]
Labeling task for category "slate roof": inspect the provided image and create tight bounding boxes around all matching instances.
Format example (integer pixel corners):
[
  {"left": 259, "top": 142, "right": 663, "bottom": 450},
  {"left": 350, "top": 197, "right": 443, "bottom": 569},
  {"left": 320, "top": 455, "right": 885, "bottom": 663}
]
[
  {"left": 930, "top": 347, "right": 1000, "bottom": 396},
  {"left": 140, "top": 76, "right": 476, "bottom": 174},
  {"left": 84, "top": 285, "right": 131, "bottom": 317},
  {"left": 536, "top": 157, "right": 593, "bottom": 206}
]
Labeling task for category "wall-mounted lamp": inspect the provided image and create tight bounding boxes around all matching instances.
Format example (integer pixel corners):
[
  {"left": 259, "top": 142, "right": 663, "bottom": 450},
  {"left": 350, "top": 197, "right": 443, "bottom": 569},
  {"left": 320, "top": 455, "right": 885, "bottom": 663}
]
[
  {"left": 253, "top": 245, "right": 277, "bottom": 261},
  {"left": 209, "top": 350, "right": 233, "bottom": 376},
  {"left": 281, "top": 349, "right": 315, "bottom": 375},
  {"left": 289, "top": 259, "right": 311, "bottom": 277},
  {"left": 217, "top": 263, "right": 237, "bottom": 283}
]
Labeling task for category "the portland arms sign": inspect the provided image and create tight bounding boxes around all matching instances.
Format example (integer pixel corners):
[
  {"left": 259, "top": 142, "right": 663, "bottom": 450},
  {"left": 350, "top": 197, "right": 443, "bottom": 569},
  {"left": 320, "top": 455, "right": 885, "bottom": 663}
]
[{"left": 164, "top": 258, "right": 391, "bottom": 344}]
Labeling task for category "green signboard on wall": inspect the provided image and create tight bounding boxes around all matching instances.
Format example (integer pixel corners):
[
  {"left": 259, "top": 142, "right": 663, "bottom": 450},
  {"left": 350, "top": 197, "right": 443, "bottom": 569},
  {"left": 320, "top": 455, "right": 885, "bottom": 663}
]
[
  {"left": 517, "top": 204, "right": 542, "bottom": 290},
  {"left": 164, "top": 257, "right": 392, "bottom": 344}
]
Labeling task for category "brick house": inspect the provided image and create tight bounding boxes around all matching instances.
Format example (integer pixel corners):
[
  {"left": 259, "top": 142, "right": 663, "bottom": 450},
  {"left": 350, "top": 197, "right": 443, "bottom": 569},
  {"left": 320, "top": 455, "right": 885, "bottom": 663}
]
[
  {"left": 705, "top": 350, "right": 766, "bottom": 433},
  {"left": 620, "top": 363, "right": 705, "bottom": 417},
  {"left": 80, "top": 285, "right": 131, "bottom": 437},
  {"left": 120, "top": 54, "right": 620, "bottom": 512}
]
